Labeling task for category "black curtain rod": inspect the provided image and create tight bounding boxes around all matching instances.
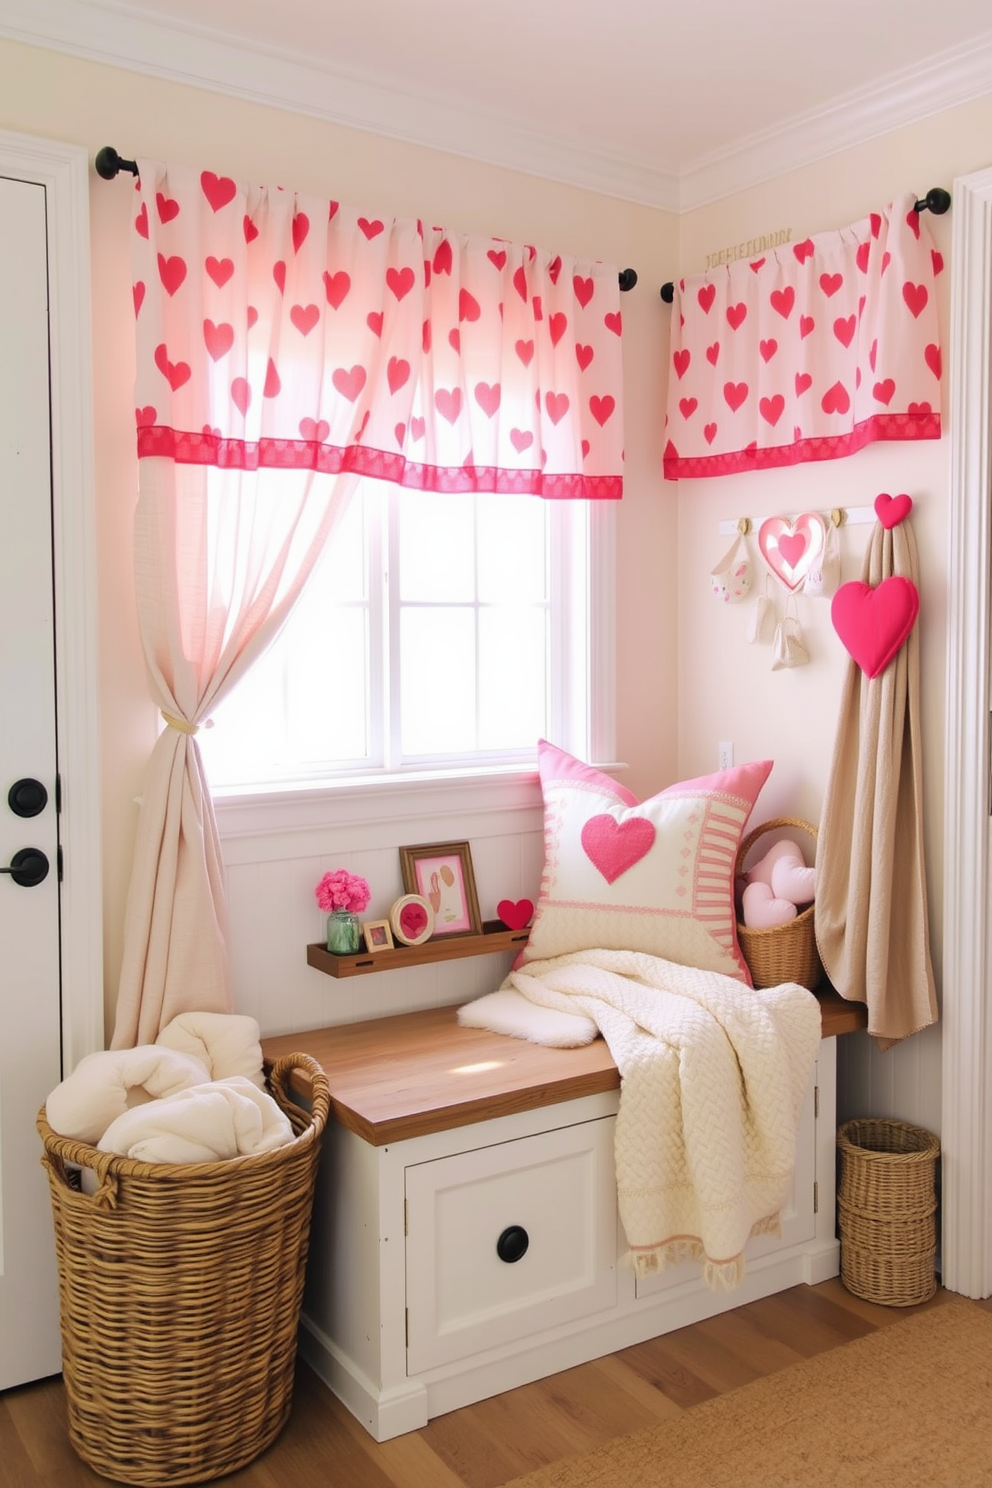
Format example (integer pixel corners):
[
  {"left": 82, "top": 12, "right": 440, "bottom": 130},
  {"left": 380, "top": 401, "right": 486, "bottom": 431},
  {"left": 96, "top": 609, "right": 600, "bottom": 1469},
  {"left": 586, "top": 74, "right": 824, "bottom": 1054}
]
[
  {"left": 658, "top": 186, "right": 952, "bottom": 303},
  {"left": 94, "top": 146, "right": 638, "bottom": 292}
]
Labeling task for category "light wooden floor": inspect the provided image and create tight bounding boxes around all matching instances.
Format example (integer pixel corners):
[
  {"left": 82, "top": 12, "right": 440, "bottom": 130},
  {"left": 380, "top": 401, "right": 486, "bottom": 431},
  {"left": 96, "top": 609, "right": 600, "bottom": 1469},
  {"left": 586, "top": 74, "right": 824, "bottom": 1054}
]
[{"left": 2, "top": 1280, "right": 985, "bottom": 1488}]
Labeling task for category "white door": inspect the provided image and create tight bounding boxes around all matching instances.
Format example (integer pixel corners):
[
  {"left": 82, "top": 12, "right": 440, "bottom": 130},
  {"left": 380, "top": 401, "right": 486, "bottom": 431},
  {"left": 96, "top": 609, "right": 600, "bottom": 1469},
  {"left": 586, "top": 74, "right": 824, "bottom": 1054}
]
[{"left": 0, "top": 171, "right": 64, "bottom": 1388}]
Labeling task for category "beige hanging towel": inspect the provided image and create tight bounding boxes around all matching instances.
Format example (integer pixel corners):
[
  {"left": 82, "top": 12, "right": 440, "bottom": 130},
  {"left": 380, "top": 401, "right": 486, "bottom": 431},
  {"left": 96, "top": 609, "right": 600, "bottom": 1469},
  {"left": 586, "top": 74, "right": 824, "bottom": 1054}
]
[{"left": 815, "top": 515, "right": 937, "bottom": 1048}]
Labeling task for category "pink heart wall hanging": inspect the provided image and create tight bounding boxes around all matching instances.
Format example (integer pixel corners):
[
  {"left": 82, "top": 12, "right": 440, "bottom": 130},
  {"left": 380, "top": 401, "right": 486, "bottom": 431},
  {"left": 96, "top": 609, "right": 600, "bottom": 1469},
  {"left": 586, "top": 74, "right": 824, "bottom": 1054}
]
[
  {"left": 831, "top": 577, "right": 920, "bottom": 678},
  {"left": 581, "top": 815, "right": 656, "bottom": 883},
  {"left": 874, "top": 492, "right": 914, "bottom": 529},
  {"left": 496, "top": 898, "right": 534, "bottom": 931},
  {"left": 758, "top": 512, "right": 826, "bottom": 592}
]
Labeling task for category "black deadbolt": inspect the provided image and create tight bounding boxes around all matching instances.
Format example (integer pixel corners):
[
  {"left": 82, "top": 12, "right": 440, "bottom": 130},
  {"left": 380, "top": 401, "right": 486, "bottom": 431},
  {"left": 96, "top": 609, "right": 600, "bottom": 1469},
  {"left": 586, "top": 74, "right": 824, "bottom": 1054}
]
[
  {"left": 0, "top": 848, "right": 50, "bottom": 887},
  {"left": 496, "top": 1225, "right": 530, "bottom": 1264},
  {"left": 8, "top": 778, "right": 48, "bottom": 818}
]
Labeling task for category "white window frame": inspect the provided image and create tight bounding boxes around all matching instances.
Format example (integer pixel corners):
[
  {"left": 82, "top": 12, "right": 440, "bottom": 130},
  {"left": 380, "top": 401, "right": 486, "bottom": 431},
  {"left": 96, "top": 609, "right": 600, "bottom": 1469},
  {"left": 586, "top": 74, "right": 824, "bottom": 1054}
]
[{"left": 209, "top": 498, "right": 616, "bottom": 837}]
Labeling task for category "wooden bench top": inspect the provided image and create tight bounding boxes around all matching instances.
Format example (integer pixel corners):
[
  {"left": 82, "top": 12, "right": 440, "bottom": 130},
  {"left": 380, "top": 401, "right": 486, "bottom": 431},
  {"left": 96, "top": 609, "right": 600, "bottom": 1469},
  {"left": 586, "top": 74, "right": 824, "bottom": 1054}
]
[{"left": 261, "top": 989, "right": 866, "bottom": 1147}]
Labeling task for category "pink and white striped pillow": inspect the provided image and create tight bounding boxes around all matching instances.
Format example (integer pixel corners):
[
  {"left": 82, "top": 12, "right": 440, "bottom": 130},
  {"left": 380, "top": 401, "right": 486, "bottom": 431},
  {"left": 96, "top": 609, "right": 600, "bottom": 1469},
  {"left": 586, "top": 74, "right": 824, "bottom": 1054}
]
[{"left": 520, "top": 742, "right": 772, "bottom": 983}]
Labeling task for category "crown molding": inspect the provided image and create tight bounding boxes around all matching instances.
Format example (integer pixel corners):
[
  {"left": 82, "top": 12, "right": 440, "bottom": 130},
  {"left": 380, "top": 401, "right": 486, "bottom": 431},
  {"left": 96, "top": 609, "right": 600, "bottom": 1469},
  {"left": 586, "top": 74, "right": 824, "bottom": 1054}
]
[
  {"left": 680, "top": 32, "right": 992, "bottom": 210},
  {"left": 0, "top": 0, "right": 681, "bottom": 210},
  {"left": 2, "top": 1, "right": 992, "bottom": 213}
]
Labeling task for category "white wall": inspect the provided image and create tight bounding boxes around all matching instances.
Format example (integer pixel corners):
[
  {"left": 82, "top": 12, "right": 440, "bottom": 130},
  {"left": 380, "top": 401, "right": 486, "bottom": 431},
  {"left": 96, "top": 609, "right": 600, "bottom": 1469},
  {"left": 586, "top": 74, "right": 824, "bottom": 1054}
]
[
  {"left": 0, "top": 36, "right": 678, "bottom": 1035},
  {"left": 675, "top": 97, "right": 992, "bottom": 1133},
  {"left": 4, "top": 35, "right": 990, "bottom": 1136}
]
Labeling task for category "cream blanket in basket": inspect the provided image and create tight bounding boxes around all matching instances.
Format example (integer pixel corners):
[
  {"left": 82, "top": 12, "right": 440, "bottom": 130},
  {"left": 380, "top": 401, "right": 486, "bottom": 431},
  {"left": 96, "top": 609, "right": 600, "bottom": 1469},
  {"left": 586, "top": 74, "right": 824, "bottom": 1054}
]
[
  {"left": 462, "top": 949, "right": 821, "bottom": 1289},
  {"left": 96, "top": 1076, "right": 294, "bottom": 1163}
]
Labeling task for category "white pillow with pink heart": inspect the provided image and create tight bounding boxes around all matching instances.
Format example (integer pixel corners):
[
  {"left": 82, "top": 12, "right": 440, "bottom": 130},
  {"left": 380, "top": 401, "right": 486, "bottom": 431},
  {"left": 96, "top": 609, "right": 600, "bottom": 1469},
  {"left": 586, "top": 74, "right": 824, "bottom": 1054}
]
[{"left": 519, "top": 742, "right": 773, "bottom": 984}]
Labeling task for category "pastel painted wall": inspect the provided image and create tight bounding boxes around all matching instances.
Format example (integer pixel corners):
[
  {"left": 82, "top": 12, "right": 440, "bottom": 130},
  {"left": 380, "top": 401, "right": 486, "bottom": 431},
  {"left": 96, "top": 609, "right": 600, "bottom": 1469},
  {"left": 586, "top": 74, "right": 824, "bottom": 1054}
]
[
  {"left": 0, "top": 37, "right": 678, "bottom": 1029},
  {"left": 3, "top": 33, "right": 988, "bottom": 1136},
  {"left": 675, "top": 96, "right": 992, "bottom": 1133}
]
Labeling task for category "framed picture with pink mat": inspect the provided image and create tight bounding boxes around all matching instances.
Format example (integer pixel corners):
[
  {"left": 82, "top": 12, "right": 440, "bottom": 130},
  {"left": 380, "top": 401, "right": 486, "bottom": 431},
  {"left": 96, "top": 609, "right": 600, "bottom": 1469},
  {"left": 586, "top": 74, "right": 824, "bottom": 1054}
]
[{"left": 399, "top": 841, "right": 482, "bottom": 939}]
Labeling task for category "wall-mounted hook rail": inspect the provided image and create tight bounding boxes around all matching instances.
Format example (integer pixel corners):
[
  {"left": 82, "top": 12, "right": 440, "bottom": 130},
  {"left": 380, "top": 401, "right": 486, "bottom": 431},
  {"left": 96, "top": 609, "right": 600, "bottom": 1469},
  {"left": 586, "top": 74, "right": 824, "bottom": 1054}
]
[{"left": 717, "top": 505, "right": 874, "bottom": 536}]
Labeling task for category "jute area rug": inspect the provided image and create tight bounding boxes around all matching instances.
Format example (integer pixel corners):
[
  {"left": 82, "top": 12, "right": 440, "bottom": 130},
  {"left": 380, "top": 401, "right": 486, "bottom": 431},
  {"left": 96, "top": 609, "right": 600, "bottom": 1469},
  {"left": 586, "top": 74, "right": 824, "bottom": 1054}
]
[{"left": 506, "top": 1295, "right": 992, "bottom": 1488}]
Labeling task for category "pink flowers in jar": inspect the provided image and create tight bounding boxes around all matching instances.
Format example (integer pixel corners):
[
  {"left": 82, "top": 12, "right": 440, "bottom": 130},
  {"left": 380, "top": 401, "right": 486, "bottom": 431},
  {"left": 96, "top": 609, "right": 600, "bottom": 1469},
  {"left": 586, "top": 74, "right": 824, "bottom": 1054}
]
[{"left": 315, "top": 869, "right": 371, "bottom": 915}]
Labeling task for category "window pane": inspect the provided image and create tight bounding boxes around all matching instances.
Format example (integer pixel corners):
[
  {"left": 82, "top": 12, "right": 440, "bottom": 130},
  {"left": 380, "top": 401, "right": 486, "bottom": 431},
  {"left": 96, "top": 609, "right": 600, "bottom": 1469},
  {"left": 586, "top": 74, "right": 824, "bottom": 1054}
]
[
  {"left": 399, "top": 493, "right": 476, "bottom": 602},
  {"left": 201, "top": 636, "right": 288, "bottom": 784},
  {"left": 478, "top": 606, "right": 549, "bottom": 749},
  {"left": 197, "top": 482, "right": 599, "bottom": 788},
  {"left": 477, "top": 495, "right": 548, "bottom": 603},
  {"left": 200, "top": 493, "right": 371, "bottom": 785},
  {"left": 313, "top": 489, "right": 367, "bottom": 603},
  {"left": 284, "top": 605, "right": 369, "bottom": 762},
  {"left": 400, "top": 606, "right": 477, "bottom": 755}
]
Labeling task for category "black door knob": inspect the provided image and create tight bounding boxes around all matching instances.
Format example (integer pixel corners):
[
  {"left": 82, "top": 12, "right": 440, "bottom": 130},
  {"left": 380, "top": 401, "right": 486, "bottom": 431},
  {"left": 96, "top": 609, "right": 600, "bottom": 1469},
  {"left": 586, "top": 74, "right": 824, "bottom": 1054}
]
[
  {"left": 0, "top": 848, "right": 50, "bottom": 887},
  {"left": 496, "top": 1225, "right": 530, "bottom": 1263},
  {"left": 8, "top": 778, "right": 48, "bottom": 818}
]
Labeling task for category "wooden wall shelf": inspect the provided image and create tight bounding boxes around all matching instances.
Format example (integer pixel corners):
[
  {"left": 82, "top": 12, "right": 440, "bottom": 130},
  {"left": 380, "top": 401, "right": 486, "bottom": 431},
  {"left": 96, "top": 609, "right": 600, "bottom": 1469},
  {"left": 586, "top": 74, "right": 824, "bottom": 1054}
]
[{"left": 307, "top": 919, "right": 530, "bottom": 978}]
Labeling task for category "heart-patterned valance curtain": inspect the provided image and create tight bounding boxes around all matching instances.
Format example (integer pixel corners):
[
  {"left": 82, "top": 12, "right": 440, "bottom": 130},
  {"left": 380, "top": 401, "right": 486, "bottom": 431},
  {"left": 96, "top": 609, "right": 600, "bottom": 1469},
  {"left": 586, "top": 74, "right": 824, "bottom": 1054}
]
[
  {"left": 113, "top": 158, "right": 624, "bottom": 1049},
  {"left": 663, "top": 193, "right": 941, "bottom": 480},
  {"left": 133, "top": 160, "right": 624, "bottom": 496}
]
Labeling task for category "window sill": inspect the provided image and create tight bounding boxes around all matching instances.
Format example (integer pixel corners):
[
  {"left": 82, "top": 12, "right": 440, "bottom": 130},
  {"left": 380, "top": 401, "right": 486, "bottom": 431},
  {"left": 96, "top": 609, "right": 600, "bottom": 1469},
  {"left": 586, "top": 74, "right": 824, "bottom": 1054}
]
[
  {"left": 210, "top": 760, "right": 626, "bottom": 841},
  {"left": 212, "top": 765, "right": 541, "bottom": 841}
]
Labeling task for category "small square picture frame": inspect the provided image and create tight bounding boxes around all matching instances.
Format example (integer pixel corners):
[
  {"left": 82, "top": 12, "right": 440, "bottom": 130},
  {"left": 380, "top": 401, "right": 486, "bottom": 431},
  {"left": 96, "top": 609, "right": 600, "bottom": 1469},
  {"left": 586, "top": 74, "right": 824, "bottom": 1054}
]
[
  {"left": 398, "top": 840, "right": 482, "bottom": 938},
  {"left": 361, "top": 919, "right": 394, "bottom": 953}
]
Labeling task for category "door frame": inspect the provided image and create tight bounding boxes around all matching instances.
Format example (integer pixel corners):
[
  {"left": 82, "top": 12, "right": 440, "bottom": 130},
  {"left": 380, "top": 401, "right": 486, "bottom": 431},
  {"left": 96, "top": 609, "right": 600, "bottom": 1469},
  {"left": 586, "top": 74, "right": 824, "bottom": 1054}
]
[
  {"left": 943, "top": 164, "right": 992, "bottom": 1299},
  {"left": 0, "top": 128, "right": 103, "bottom": 1068}
]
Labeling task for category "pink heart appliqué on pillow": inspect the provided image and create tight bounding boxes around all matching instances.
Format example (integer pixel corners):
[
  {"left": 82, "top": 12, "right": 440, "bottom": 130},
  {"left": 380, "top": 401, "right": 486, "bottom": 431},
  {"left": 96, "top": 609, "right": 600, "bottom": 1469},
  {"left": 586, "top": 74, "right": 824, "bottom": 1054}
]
[
  {"left": 831, "top": 577, "right": 920, "bottom": 678},
  {"left": 581, "top": 815, "right": 656, "bottom": 884},
  {"left": 496, "top": 898, "right": 534, "bottom": 931}
]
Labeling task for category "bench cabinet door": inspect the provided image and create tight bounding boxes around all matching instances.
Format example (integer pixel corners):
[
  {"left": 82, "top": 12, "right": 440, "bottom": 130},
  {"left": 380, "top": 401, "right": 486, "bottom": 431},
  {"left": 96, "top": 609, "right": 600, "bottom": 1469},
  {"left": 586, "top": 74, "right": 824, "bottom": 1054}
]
[{"left": 405, "top": 1117, "right": 618, "bottom": 1374}]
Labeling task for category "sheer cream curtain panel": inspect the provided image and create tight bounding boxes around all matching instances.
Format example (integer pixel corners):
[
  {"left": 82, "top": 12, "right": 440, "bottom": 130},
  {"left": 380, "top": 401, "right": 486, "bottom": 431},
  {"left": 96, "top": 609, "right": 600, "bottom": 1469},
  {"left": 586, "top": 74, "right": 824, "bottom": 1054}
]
[{"left": 113, "top": 158, "right": 625, "bottom": 1047}]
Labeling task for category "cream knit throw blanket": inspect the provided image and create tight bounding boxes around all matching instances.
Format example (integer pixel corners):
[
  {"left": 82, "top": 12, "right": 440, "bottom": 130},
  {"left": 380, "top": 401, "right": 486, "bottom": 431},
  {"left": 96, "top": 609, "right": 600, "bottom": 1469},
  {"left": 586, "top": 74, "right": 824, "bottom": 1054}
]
[{"left": 498, "top": 949, "right": 822, "bottom": 1289}]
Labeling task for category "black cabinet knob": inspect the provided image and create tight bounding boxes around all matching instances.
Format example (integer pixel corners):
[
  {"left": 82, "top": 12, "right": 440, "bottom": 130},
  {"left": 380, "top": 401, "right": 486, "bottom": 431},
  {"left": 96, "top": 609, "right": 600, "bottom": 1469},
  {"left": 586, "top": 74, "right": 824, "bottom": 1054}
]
[
  {"left": 8, "top": 779, "right": 48, "bottom": 818},
  {"left": 496, "top": 1225, "right": 529, "bottom": 1263},
  {"left": 0, "top": 848, "right": 50, "bottom": 887}
]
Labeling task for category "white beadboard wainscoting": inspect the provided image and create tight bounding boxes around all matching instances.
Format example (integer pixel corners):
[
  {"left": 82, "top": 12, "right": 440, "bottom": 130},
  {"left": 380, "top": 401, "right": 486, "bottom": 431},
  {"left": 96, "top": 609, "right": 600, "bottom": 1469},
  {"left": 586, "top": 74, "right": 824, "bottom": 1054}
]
[
  {"left": 836, "top": 1021, "right": 942, "bottom": 1138},
  {"left": 214, "top": 770, "right": 547, "bottom": 1039}
]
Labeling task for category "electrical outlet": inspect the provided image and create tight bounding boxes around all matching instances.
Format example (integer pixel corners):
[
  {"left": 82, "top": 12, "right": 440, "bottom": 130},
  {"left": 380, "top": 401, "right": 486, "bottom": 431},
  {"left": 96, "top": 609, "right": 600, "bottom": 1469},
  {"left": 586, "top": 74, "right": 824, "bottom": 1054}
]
[{"left": 718, "top": 741, "right": 734, "bottom": 771}]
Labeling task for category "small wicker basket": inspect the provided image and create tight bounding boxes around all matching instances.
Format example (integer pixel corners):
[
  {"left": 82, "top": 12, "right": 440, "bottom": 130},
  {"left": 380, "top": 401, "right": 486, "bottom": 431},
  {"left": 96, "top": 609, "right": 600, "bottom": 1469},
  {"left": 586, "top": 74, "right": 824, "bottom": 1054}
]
[
  {"left": 836, "top": 1117, "right": 940, "bottom": 1307},
  {"left": 735, "top": 816, "right": 823, "bottom": 989},
  {"left": 37, "top": 1052, "right": 330, "bottom": 1487}
]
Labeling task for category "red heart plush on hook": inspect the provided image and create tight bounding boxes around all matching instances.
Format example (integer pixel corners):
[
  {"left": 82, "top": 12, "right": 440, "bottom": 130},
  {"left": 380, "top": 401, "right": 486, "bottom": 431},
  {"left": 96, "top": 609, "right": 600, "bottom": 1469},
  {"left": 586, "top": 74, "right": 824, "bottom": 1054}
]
[
  {"left": 874, "top": 492, "right": 913, "bottom": 529},
  {"left": 831, "top": 577, "right": 920, "bottom": 678},
  {"left": 496, "top": 898, "right": 534, "bottom": 931}
]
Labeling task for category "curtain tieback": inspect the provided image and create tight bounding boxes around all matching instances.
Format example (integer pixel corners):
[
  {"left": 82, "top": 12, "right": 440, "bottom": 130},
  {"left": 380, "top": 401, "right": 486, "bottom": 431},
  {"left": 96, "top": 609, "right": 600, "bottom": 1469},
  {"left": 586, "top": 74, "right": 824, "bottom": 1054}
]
[{"left": 161, "top": 711, "right": 199, "bottom": 736}]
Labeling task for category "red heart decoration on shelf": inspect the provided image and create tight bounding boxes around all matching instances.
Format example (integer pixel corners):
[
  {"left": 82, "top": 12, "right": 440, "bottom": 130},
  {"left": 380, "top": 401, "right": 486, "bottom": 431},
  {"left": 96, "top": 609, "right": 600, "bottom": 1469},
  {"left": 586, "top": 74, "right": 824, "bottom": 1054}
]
[
  {"left": 758, "top": 512, "right": 826, "bottom": 592},
  {"left": 874, "top": 492, "right": 914, "bottom": 529},
  {"left": 831, "top": 577, "right": 920, "bottom": 678},
  {"left": 496, "top": 899, "right": 534, "bottom": 931},
  {"left": 496, "top": 892, "right": 535, "bottom": 928}
]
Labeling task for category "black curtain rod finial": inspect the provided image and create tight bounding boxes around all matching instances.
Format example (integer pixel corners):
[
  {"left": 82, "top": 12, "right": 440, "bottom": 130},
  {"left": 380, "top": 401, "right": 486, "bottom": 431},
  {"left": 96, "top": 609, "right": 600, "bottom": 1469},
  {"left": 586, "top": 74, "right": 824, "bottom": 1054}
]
[
  {"left": 914, "top": 186, "right": 951, "bottom": 216},
  {"left": 660, "top": 282, "right": 675, "bottom": 303},
  {"left": 618, "top": 268, "right": 637, "bottom": 292},
  {"left": 95, "top": 146, "right": 138, "bottom": 180}
]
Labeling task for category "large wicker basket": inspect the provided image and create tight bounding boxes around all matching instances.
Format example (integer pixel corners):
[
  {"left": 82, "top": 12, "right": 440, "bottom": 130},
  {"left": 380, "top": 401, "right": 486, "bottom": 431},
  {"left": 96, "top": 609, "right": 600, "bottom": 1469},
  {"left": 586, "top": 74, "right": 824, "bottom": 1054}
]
[
  {"left": 735, "top": 816, "right": 823, "bottom": 989},
  {"left": 837, "top": 1117, "right": 940, "bottom": 1306},
  {"left": 37, "top": 1052, "right": 330, "bottom": 1487}
]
